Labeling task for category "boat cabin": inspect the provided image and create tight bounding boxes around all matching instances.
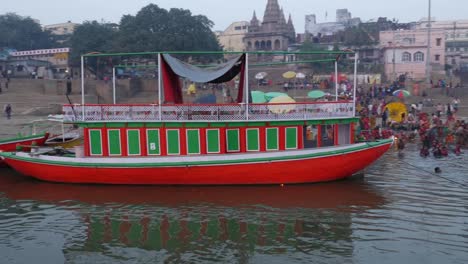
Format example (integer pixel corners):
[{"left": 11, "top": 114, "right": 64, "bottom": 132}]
[{"left": 64, "top": 51, "right": 358, "bottom": 158}]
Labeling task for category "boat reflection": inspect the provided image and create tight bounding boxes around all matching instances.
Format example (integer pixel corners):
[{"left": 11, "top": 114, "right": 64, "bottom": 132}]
[
  {"left": 0, "top": 168, "right": 386, "bottom": 257},
  {"left": 0, "top": 169, "right": 384, "bottom": 209}
]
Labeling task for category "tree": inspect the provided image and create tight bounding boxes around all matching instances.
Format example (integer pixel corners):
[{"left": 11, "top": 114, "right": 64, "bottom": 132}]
[
  {"left": 69, "top": 21, "right": 117, "bottom": 66},
  {"left": 116, "top": 4, "right": 221, "bottom": 57},
  {"left": 0, "top": 13, "right": 55, "bottom": 50}
]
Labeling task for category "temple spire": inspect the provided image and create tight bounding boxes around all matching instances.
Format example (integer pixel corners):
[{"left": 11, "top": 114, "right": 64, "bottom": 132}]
[{"left": 263, "top": 0, "right": 282, "bottom": 24}]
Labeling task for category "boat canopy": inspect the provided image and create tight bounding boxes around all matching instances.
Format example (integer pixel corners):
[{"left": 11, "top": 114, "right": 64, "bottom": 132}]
[{"left": 161, "top": 54, "right": 246, "bottom": 104}]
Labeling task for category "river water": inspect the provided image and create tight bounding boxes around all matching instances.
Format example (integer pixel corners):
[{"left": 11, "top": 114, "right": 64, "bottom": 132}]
[{"left": 0, "top": 145, "right": 467, "bottom": 264}]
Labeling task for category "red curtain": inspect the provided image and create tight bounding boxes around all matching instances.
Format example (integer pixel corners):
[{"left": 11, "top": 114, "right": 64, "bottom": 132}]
[
  {"left": 161, "top": 55, "right": 183, "bottom": 104},
  {"left": 236, "top": 55, "right": 246, "bottom": 103}
]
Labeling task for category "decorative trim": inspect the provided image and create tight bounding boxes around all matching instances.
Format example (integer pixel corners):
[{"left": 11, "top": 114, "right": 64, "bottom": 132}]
[
  {"left": 226, "top": 128, "right": 240, "bottom": 153},
  {"left": 206, "top": 129, "right": 220, "bottom": 154},
  {"left": 146, "top": 129, "right": 161, "bottom": 156},
  {"left": 89, "top": 129, "right": 103, "bottom": 156},
  {"left": 266, "top": 127, "right": 279, "bottom": 151},
  {"left": 285, "top": 127, "right": 298, "bottom": 150},
  {"left": 127, "top": 129, "right": 141, "bottom": 156},
  {"left": 186, "top": 129, "right": 201, "bottom": 155},
  {"left": 246, "top": 128, "right": 260, "bottom": 152},
  {"left": 166, "top": 129, "right": 180, "bottom": 155},
  {"left": 107, "top": 129, "right": 122, "bottom": 156}
]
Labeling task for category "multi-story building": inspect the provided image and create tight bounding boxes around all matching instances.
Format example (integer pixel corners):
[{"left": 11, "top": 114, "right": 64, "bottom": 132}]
[
  {"left": 44, "top": 21, "right": 80, "bottom": 44},
  {"left": 414, "top": 19, "right": 468, "bottom": 72},
  {"left": 380, "top": 29, "right": 445, "bottom": 81},
  {"left": 216, "top": 21, "right": 249, "bottom": 51},
  {"left": 8, "top": 48, "right": 71, "bottom": 79},
  {"left": 305, "top": 9, "right": 361, "bottom": 37}
]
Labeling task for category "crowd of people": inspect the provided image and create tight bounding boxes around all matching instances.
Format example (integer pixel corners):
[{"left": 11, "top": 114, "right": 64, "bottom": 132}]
[{"left": 355, "top": 85, "right": 467, "bottom": 158}]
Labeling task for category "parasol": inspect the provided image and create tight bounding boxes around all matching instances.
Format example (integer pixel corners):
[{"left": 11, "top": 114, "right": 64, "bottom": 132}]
[
  {"left": 385, "top": 102, "right": 408, "bottom": 123},
  {"left": 393, "top": 89, "right": 411, "bottom": 98},
  {"left": 296, "top": 72, "right": 306, "bottom": 79},
  {"left": 265, "top": 92, "right": 288, "bottom": 101},
  {"left": 268, "top": 95, "right": 296, "bottom": 114},
  {"left": 255, "top": 72, "right": 268, "bottom": 80},
  {"left": 251, "top": 91, "right": 267, "bottom": 103},
  {"left": 282, "top": 71, "right": 296, "bottom": 79},
  {"left": 307, "top": 90, "right": 326, "bottom": 99}
]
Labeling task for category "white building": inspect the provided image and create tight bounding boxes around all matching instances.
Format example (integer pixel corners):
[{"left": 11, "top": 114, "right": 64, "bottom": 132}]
[
  {"left": 217, "top": 21, "right": 249, "bottom": 51},
  {"left": 305, "top": 9, "right": 361, "bottom": 37}
]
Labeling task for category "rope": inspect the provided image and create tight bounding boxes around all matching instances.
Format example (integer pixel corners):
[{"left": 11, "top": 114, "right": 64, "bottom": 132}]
[{"left": 399, "top": 159, "right": 468, "bottom": 187}]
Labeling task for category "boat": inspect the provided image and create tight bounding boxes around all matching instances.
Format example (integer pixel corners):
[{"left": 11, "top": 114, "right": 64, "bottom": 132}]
[
  {"left": 0, "top": 133, "right": 49, "bottom": 152},
  {"left": 31, "top": 115, "right": 83, "bottom": 149},
  {"left": 0, "top": 51, "right": 394, "bottom": 185}
]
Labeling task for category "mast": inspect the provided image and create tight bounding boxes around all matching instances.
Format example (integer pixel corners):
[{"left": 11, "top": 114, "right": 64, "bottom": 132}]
[
  {"left": 80, "top": 55, "right": 85, "bottom": 121},
  {"left": 425, "top": 0, "right": 432, "bottom": 91},
  {"left": 112, "top": 67, "right": 116, "bottom": 104},
  {"left": 245, "top": 53, "right": 250, "bottom": 120},
  {"left": 158, "top": 53, "right": 162, "bottom": 121},
  {"left": 353, "top": 52, "right": 358, "bottom": 117}
]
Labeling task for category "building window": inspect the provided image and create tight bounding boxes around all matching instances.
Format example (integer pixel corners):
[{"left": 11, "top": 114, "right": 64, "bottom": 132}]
[
  {"left": 234, "top": 26, "right": 241, "bottom": 30},
  {"left": 435, "top": 54, "right": 440, "bottom": 61},
  {"left": 414, "top": 52, "right": 424, "bottom": 62},
  {"left": 436, "top": 38, "right": 442, "bottom": 46},
  {"left": 402, "top": 52, "right": 412, "bottom": 62},
  {"left": 452, "top": 58, "right": 456, "bottom": 64}
]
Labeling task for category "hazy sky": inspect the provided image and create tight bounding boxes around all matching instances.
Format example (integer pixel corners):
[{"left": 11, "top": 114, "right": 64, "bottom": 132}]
[{"left": 3, "top": 0, "right": 468, "bottom": 32}]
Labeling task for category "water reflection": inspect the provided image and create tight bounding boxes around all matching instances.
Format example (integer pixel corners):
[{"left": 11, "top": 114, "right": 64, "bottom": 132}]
[{"left": 0, "top": 168, "right": 385, "bottom": 263}]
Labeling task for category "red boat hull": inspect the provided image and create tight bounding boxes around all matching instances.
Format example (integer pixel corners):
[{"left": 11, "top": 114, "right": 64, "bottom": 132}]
[
  {"left": 0, "top": 133, "right": 49, "bottom": 151},
  {"left": 0, "top": 133, "right": 49, "bottom": 166},
  {"left": 0, "top": 140, "right": 393, "bottom": 185}
]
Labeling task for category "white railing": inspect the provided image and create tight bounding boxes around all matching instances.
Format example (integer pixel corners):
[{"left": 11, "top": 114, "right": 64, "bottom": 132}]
[{"left": 63, "top": 102, "right": 354, "bottom": 122}]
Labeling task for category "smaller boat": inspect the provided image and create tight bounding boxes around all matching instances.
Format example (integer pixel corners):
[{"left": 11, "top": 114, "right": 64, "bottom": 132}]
[
  {"left": 44, "top": 131, "right": 82, "bottom": 149},
  {"left": 0, "top": 133, "right": 49, "bottom": 166},
  {"left": 32, "top": 115, "right": 82, "bottom": 149},
  {"left": 0, "top": 133, "right": 49, "bottom": 152}
]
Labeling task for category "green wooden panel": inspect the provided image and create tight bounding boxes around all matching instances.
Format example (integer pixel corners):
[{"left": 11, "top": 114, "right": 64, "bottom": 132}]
[
  {"left": 286, "top": 127, "right": 298, "bottom": 149},
  {"left": 108, "top": 130, "right": 121, "bottom": 155},
  {"left": 147, "top": 129, "right": 160, "bottom": 155},
  {"left": 146, "top": 123, "right": 164, "bottom": 128},
  {"left": 187, "top": 129, "right": 200, "bottom": 154},
  {"left": 89, "top": 130, "right": 102, "bottom": 155},
  {"left": 266, "top": 128, "right": 279, "bottom": 150},
  {"left": 226, "top": 129, "right": 240, "bottom": 152},
  {"left": 128, "top": 123, "right": 144, "bottom": 128},
  {"left": 206, "top": 129, "right": 220, "bottom": 153},
  {"left": 167, "top": 130, "right": 180, "bottom": 155},
  {"left": 246, "top": 129, "right": 259, "bottom": 151},
  {"left": 185, "top": 123, "right": 209, "bottom": 128},
  {"left": 210, "top": 123, "right": 227, "bottom": 128},
  {"left": 106, "top": 123, "right": 126, "bottom": 128},
  {"left": 165, "top": 123, "right": 184, "bottom": 128},
  {"left": 127, "top": 130, "right": 141, "bottom": 155}
]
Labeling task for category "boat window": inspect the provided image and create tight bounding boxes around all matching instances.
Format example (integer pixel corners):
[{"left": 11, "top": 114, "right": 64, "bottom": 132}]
[
  {"left": 337, "top": 124, "right": 351, "bottom": 145},
  {"left": 303, "top": 125, "right": 318, "bottom": 149},
  {"left": 321, "top": 125, "right": 334, "bottom": 147}
]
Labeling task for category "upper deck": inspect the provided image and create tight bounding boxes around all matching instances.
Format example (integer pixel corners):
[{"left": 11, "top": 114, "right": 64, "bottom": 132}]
[{"left": 63, "top": 101, "right": 354, "bottom": 123}]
